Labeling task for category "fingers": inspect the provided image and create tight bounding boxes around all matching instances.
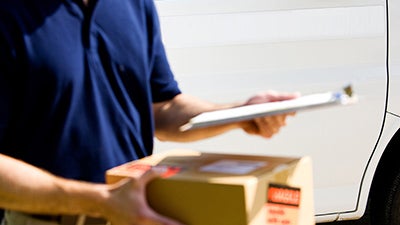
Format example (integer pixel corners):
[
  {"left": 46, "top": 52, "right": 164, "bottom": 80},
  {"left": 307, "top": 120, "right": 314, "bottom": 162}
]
[
  {"left": 107, "top": 173, "right": 185, "bottom": 225},
  {"left": 242, "top": 91, "right": 299, "bottom": 138},
  {"left": 242, "top": 121, "right": 260, "bottom": 135},
  {"left": 139, "top": 169, "right": 161, "bottom": 187},
  {"left": 266, "top": 92, "right": 301, "bottom": 102},
  {"left": 257, "top": 115, "right": 285, "bottom": 137},
  {"left": 246, "top": 91, "right": 300, "bottom": 105},
  {"left": 242, "top": 114, "right": 292, "bottom": 138},
  {"left": 134, "top": 171, "right": 185, "bottom": 225}
]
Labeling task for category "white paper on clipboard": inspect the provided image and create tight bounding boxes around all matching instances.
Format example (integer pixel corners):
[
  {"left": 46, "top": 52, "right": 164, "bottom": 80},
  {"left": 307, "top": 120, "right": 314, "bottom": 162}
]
[{"left": 180, "top": 87, "right": 358, "bottom": 131}]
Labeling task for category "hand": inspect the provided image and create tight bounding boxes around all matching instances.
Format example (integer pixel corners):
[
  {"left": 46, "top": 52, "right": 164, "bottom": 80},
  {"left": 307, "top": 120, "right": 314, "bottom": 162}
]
[
  {"left": 104, "top": 170, "right": 184, "bottom": 225},
  {"left": 240, "top": 91, "right": 300, "bottom": 138}
]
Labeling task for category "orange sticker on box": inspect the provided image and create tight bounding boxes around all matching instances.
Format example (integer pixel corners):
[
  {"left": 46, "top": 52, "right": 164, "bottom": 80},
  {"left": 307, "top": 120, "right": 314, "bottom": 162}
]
[
  {"left": 266, "top": 184, "right": 301, "bottom": 225},
  {"left": 125, "top": 164, "right": 181, "bottom": 178}
]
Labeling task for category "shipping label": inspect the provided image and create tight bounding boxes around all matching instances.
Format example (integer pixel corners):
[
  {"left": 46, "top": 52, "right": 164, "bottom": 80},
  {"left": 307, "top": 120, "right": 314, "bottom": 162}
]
[
  {"left": 199, "top": 159, "right": 267, "bottom": 174},
  {"left": 266, "top": 184, "right": 301, "bottom": 225}
]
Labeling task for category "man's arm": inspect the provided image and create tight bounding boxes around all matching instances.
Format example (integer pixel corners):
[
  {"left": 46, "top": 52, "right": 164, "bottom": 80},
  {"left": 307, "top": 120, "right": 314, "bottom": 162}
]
[
  {"left": 0, "top": 154, "right": 183, "bottom": 225},
  {"left": 153, "top": 92, "right": 299, "bottom": 142}
]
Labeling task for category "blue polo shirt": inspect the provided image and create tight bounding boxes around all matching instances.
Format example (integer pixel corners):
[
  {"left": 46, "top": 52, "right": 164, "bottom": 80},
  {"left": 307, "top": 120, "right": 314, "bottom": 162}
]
[{"left": 0, "top": 0, "right": 181, "bottom": 182}]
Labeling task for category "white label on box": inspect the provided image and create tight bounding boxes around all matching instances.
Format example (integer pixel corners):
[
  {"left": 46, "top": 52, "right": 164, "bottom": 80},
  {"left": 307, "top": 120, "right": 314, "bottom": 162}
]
[{"left": 199, "top": 160, "right": 267, "bottom": 174}]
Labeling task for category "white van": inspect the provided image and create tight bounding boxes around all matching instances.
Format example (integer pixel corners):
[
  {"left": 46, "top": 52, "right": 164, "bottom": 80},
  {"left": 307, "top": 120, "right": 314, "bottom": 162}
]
[{"left": 153, "top": 0, "right": 400, "bottom": 224}]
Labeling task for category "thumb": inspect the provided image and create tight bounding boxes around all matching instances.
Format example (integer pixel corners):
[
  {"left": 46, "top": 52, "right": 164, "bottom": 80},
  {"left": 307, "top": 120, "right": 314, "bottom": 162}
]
[
  {"left": 138, "top": 170, "right": 185, "bottom": 225},
  {"left": 139, "top": 168, "right": 161, "bottom": 186}
]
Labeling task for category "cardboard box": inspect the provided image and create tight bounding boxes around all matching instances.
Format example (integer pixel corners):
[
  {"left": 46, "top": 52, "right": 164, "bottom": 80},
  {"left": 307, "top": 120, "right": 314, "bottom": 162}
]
[{"left": 106, "top": 149, "right": 315, "bottom": 225}]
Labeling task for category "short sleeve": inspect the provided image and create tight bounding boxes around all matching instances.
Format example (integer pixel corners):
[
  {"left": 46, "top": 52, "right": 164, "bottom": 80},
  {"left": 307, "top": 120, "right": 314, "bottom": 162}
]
[{"left": 145, "top": 0, "right": 181, "bottom": 102}]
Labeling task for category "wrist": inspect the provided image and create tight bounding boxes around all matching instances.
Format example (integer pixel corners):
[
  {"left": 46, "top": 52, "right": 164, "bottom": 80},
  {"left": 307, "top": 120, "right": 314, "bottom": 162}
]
[
  {"left": 53, "top": 178, "right": 111, "bottom": 218},
  {"left": 83, "top": 184, "right": 111, "bottom": 218}
]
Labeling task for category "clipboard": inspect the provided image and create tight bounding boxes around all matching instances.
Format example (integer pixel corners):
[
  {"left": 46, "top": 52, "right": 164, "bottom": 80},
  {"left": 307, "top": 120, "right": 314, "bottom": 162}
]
[{"left": 180, "top": 85, "right": 357, "bottom": 131}]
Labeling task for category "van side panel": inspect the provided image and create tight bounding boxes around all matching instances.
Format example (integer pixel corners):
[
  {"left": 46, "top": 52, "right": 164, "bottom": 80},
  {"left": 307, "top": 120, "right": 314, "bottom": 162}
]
[{"left": 154, "top": 0, "right": 387, "bottom": 221}]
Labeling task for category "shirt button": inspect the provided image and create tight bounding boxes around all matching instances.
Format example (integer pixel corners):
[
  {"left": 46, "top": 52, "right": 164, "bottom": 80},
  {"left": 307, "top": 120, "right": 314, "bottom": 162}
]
[{"left": 118, "top": 64, "right": 126, "bottom": 73}]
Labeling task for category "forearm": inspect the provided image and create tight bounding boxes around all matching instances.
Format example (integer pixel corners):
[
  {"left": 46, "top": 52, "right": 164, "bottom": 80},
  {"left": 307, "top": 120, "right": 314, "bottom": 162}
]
[
  {"left": 0, "top": 154, "right": 183, "bottom": 225},
  {"left": 153, "top": 94, "right": 244, "bottom": 142},
  {"left": 0, "top": 154, "right": 109, "bottom": 217},
  {"left": 153, "top": 92, "right": 299, "bottom": 141}
]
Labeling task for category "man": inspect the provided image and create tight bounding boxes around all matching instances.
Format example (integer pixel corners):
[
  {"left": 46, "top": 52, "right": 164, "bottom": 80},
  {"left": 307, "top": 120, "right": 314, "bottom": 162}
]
[{"left": 0, "top": 0, "right": 298, "bottom": 224}]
